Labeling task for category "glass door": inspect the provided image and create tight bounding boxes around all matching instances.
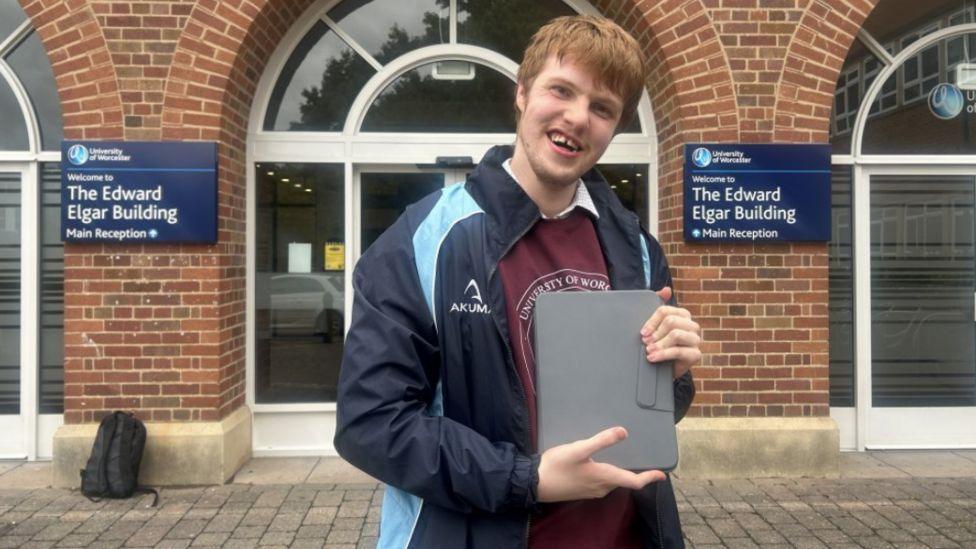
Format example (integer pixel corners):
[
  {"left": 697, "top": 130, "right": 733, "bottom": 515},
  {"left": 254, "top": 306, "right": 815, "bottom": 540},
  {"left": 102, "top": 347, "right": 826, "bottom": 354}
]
[
  {"left": 0, "top": 167, "right": 26, "bottom": 458},
  {"left": 862, "top": 169, "right": 976, "bottom": 447},
  {"left": 354, "top": 165, "right": 467, "bottom": 258}
]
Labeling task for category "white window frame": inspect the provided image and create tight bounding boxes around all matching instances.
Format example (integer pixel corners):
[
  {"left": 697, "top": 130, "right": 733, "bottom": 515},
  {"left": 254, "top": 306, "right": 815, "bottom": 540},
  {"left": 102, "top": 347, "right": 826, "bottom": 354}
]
[
  {"left": 899, "top": 23, "right": 941, "bottom": 105},
  {"left": 245, "top": 0, "right": 658, "bottom": 454},
  {"left": 0, "top": 18, "right": 63, "bottom": 460}
]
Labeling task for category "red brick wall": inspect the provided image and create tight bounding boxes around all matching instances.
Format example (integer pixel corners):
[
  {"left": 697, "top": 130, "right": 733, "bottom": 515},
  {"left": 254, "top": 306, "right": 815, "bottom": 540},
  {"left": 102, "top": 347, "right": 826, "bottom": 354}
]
[
  {"left": 23, "top": 0, "right": 878, "bottom": 423},
  {"left": 596, "top": 0, "right": 880, "bottom": 418}
]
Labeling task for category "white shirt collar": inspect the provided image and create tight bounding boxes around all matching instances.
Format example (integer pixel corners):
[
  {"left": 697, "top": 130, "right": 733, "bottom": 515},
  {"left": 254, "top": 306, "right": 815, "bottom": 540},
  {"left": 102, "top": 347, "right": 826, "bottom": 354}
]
[{"left": 502, "top": 159, "right": 600, "bottom": 220}]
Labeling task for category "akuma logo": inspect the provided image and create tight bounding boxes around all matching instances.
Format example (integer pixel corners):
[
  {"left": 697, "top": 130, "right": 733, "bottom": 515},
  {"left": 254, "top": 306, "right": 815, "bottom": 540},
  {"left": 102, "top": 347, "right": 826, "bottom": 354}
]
[
  {"left": 67, "top": 144, "right": 89, "bottom": 166},
  {"left": 929, "top": 83, "right": 965, "bottom": 120},
  {"left": 464, "top": 279, "right": 483, "bottom": 303},
  {"left": 691, "top": 147, "right": 712, "bottom": 168},
  {"left": 450, "top": 279, "right": 490, "bottom": 314}
]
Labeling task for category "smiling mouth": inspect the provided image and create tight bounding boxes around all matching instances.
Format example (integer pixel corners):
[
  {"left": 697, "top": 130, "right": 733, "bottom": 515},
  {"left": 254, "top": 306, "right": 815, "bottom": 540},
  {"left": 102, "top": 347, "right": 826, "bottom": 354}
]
[{"left": 548, "top": 131, "right": 581, "bottom": 153}]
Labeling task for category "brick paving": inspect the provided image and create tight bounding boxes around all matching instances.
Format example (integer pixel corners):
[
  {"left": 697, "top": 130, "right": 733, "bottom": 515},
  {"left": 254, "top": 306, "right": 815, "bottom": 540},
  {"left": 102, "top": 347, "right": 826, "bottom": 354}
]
[{"left": 1, "top": 477, "right": 976, "bottom": 547}]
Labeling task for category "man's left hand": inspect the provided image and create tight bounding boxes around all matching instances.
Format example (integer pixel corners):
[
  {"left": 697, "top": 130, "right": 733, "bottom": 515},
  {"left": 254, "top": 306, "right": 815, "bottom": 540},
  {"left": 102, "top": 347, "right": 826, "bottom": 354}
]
[{"left": 640, "top": 287, "right": 701, "bottom": 379}]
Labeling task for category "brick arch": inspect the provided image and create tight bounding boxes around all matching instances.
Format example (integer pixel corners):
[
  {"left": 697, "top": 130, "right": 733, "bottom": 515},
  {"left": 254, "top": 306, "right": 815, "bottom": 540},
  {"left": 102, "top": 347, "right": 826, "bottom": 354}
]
[
  {"left": 772, "top": 0, "right": 878, "bottom": 142},
  {"left": 593, "top": 0, "right": 739, "bottom": 251},
  {"left": 20, "top": 0, "right": 123, "bottom": 140}
]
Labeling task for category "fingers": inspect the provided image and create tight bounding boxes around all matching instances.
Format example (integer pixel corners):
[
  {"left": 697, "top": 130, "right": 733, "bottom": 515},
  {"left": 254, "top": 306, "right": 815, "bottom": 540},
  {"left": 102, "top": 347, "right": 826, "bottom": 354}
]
[
  {"left": 655, "top": 286, "right": 673, "bottom": 303},
  {"left": 574, "top": 426, "right": 628, "bottom": 459},
  {"left": 641, "top": 307, "right": 692, "bottom": 340},
  {"left": 646, "top": 328, "right": 702, "bottom": 362},
  {"left": 593, "top": 463, "right": 666, "bottom": 491}
]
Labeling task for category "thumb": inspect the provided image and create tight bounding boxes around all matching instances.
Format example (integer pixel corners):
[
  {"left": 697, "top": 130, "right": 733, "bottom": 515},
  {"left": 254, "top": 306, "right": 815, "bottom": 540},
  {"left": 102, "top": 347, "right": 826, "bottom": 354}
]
[
  {"left": 655, "top": 286, "right": 673, "bottom": 303},
  {"left": 575, "top": 426, "right": 628, "bottom": 459}
]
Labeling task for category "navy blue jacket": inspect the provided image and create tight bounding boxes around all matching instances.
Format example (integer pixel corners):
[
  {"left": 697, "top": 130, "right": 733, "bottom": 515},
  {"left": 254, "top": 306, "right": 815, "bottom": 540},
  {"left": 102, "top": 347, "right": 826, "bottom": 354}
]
[{"left": 335, "top": 146, "right": 695, "bottom": 548}]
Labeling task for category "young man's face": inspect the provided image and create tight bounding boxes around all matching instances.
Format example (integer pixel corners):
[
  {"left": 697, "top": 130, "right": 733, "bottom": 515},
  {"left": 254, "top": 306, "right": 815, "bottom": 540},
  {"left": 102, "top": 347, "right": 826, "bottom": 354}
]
[{"left": 513, "top": 55, "right": 624, "bottom": 189}]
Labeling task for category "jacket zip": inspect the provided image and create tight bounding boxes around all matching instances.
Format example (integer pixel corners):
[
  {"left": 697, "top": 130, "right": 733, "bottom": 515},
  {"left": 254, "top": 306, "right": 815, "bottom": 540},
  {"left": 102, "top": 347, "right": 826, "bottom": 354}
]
[
  {"left": 486, "top": 213, "right": 539, "bottom": 453},
  {"left": 486, "top": 214, "right": 539, "bottom": 549}
]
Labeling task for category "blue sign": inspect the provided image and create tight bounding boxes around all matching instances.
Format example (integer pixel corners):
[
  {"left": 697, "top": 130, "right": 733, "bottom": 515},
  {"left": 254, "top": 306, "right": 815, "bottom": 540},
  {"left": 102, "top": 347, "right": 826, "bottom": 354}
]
[
  {"left": 61, "top": 141, "right": 218, "bottom": 243},
  {"left": 683, "top": 144, "right": 830, "bottom": 242}
]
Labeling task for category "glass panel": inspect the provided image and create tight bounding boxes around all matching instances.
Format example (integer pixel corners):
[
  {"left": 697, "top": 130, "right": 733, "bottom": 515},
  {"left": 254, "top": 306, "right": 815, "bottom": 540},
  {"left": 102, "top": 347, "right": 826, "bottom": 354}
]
[
  {"left": 0, "top": 0, "right": 28, "bottom": 41},
  {"left": 457, "top": 0, "right": 575, "bottom": 64},
  {"left": 39, "top": 163, "right": 62, "bottom": 414},
  {"left": 870, "top": 175, "right": 976, "bottom": 407},
  {"left": 361, "top": 172, "right": 444, "bottom": 251},
  {"left": 263, "top": 21, "right": 376, "bottom": 131},
  {"left": 598, "top": 164, "right": 648, "bottom": 228},
  {"left": 361, "top": 61, "right": 515, "bottom": 132},
  {"left": 5, "top": 31, "right": 63, "bottom": 150},
  {"left": 0, "top": 75, "right": 29, "bottom": 151},
  {"left": 862, "top": 48, "right": 976, "bottom": 154},
  {"left": 829, "top": 166, "right": 854, "bottom": 407},
  {"left": 0, "top": 173, "right": 20, "bottom": 414},
  {"left": 328, "top": 0, "right": 448, "bottom": 65},
  {"left": 829, "top": 39, "right": 878, "bottom": 154},
  {"left": 255, "top": 163, "right": 345, "bottom": 403}
]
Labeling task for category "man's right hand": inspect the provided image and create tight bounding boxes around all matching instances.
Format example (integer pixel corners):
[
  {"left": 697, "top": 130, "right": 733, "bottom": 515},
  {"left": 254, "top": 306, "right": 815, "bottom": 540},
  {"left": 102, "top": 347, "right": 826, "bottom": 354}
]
[{"left": 536, "top": 426, "right": 666, "bottom": 502}]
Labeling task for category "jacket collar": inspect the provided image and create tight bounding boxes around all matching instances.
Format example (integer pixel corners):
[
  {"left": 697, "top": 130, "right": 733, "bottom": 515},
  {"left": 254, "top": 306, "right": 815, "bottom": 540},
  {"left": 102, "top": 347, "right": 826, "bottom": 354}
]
[{"left": 466, "top": 145, "right": 647, "bottom": 290}]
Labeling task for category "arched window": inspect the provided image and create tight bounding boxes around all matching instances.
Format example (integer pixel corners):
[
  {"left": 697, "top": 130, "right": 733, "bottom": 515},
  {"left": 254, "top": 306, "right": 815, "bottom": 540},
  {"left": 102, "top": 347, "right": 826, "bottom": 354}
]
[
  {"left": 246, "top": 0, "right": 658, "bottom": 451},
  {"left": 0, "top": 2, "right": 65, "bottom": 460}
]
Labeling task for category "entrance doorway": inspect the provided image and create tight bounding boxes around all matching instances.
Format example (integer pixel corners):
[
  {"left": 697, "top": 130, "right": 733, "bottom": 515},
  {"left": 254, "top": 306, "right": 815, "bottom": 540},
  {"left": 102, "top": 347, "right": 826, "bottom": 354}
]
[
  {"left": 0, "top": 163, "right": 63, "bottom": 460},
  {"left": 855, "top": 167, "right": 976, "bottom": 448}
]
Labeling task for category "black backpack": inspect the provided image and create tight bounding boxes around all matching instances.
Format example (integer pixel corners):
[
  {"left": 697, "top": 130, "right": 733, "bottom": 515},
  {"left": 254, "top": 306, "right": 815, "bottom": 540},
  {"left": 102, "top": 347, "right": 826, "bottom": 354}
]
[{"left": 80, "top": 411, "right": 158, "bottom": 506}]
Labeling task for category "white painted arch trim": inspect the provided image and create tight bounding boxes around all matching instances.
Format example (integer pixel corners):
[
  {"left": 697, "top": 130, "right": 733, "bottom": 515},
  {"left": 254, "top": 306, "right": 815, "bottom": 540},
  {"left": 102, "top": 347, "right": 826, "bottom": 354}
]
[
  {"left": 248, "top": 0, "right": 657, "bottom": 144},
  {"left": 852, "top": 23, "right": 976, "bottom": 157},
  {"left": 0, "top": 20, "right": 43, "bottom": 156},
  {"left": 342, "top": 44, "right": 518, "bottom": 135}
]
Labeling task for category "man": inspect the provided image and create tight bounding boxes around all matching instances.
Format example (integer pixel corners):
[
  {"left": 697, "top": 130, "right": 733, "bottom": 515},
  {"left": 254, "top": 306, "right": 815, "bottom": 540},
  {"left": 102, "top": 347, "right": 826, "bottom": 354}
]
[{"left": 335, "top": 15, "right": 700, "bottom": 549}]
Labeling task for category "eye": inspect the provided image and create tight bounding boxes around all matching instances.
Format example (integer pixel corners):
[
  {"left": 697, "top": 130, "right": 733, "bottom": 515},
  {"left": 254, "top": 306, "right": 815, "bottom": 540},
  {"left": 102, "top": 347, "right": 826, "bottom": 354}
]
[
  {"left": 551, "top": 85, "right": 570, "bottom": 98},
  {"left": 593, "top": 103, "right": 615, "bottom": 119}
]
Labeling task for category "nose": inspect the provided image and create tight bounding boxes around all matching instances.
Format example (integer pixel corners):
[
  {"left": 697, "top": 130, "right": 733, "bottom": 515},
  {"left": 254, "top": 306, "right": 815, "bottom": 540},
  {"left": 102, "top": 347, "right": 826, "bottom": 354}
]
[{"left": 562, "top": 97, "right": 589, "bottom": 130}]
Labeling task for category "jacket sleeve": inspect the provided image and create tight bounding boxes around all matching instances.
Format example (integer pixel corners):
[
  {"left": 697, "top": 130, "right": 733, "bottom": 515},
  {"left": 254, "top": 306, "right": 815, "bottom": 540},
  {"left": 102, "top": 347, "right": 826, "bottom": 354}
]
[
  {"left": 333, "top": 219, "right": 538, "bottom": 515},
  {"left": 643, "top": 232, "right": 697, "bottom": 424}
]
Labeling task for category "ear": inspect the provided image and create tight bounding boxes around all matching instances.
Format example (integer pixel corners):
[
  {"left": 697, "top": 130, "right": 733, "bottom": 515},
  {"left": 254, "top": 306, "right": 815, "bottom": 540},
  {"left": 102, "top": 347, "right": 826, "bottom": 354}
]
[{"left": 515, "top": 82, "right": 526, "bottom": 114}]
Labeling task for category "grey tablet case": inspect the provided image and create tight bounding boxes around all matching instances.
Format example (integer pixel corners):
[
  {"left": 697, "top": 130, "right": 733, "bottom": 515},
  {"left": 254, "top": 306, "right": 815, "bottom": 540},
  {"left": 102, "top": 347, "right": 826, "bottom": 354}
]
[{"left": 534, "top": 290, "right": 678, "bottom": 471}]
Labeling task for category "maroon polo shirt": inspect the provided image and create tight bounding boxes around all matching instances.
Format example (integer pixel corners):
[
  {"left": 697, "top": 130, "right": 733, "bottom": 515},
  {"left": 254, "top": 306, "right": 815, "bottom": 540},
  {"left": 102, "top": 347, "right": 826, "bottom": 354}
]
[{"left": 497, "top": 208, "right": 642, "bottom": 549}]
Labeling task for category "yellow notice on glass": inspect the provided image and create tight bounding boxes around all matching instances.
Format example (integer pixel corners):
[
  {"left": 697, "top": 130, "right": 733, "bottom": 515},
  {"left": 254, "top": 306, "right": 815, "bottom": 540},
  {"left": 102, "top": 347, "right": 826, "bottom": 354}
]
[{"left": 324, "top": 242, "right": 345, "bottom": 271}]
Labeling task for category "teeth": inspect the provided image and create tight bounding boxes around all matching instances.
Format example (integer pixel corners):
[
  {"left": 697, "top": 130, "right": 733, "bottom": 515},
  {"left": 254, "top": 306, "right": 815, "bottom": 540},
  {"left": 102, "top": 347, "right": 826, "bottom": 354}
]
[{"left": 549, "top": 132, "right": 580, "bottom": 152}]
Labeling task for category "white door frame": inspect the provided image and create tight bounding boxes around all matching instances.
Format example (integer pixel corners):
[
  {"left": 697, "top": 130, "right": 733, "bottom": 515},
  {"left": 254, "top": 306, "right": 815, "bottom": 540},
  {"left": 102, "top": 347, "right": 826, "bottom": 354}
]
[
  {"left": 245, "top": 0, "right": 659, "bottom": 456},
  {"left": 835, "top": 163, "right": 976, "bottom": 450}
]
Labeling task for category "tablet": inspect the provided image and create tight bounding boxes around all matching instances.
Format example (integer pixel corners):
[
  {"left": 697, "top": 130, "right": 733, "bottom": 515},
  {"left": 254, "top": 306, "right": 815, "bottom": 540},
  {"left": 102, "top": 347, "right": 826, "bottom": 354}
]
[{"left": 534, "top": 290, "right": 678, "bottom": 471}]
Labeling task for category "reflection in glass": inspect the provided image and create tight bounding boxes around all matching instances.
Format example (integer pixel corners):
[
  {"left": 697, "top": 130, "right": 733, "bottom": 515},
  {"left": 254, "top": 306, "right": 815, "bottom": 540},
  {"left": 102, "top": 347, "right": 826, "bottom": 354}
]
[
  {"left": 361, "top": 172, "right": 444, "bottom": 251},
  {"left": 861, "top": 61, "right": 976, "bottom": 154},
  {"left": 829, "top": 167, "right": 854, "bottom": 407},
  {"left": 255, "top": 163, "right": 345, "bottom": 403},
  {"left": 598, "top": 164, "right": 649, "bottom": 227},
  {"left": 0, "top": 76, "right": 28, "bottom": 151},
  {"left": 870, "top": 175, "right": 976, "bottom": 406},
  {"left": 0, "top": 173, "right": 20, "bottom": 414},
  {"left": 264, "top": 21, "right": 375, "bottom": 131},
  {"left": 328, "top": 0, "right": 448, "bottom": 65},
  {"left": 362, "top": 62, "right": 515, "bottom": 132},
  {"left": 457, "top": 0, "right": 575, "bottom": 64},
  {"left": 5, "top": 32, "right": 63, "bottom": 151},
  {"left": 0, "top": 0, "right": 28, "bottom": 42},
  {"left": 39, "top": 164, "right": 63, "bottom": 413}
]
